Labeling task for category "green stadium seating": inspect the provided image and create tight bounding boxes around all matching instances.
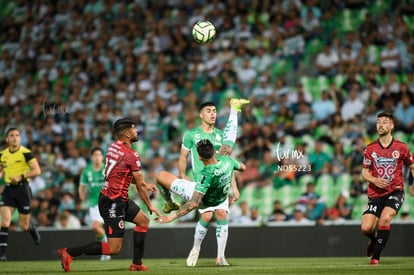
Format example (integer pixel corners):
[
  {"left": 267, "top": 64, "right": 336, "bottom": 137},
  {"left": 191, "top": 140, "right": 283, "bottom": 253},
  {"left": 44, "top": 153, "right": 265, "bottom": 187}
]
[
  {"left": 276, "top": 184, "right": 298, "bottom": 207},
  {"left": 258, "top": 184, "right": 274, "bottom": 216},
  {"left": 370, "top": 0, "right": 389, "bottom": 15},
  {"left": 272, "top": 58, "right": 292, "bottom": 76},
  {"left": 350, "top": 196, "right": 368, "bottom": 220},
  {"left": 298, "top": 174, "right": 315, "bottom": 190},
  {"left": 333, "top": 74, "right": 346, "bottom": 89},
  {"left": 315, "top": 174, "right": 337, "bottom": 206},
  {"left": 305, "top": 39, "right": 324, "bottom": 56},
  {"left": 339, "top": 9, "right": 354, "bottom": 32},
  {"left": 335, "top": 173, "right": 353, "bottom": 192},
  {"left": 394, "top": 131, "right": 408, "bottom": 142}
]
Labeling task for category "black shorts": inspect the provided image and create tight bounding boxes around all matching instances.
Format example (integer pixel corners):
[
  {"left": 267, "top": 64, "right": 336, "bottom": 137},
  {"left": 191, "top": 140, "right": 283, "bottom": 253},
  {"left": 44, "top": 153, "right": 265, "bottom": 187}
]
[
  {"left": 0, "top": 184, "right": 32, "bottom": 214},
  {"left": 98, "top": 194, "right": 141, "bottom": 238},
  {"left": 363, "top": 190, "right": 405, "bottom": 218}
]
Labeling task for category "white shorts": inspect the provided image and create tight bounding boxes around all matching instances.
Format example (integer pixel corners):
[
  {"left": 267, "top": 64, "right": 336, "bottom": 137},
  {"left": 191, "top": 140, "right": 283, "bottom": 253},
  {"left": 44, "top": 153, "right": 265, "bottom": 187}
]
[
  {"left": 170, "top": 178, "right": 229, "bottom": 214},
  {"left": 87, "top": 205, "right": 104, "bottom": 224}
]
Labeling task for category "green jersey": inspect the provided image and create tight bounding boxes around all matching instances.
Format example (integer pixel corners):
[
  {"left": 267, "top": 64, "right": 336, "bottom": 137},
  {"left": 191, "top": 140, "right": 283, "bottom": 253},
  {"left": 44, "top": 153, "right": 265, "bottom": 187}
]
[
  {"left": 182, "top": 126, "right": 223, "bottom": 180},
  {"left": 80, "top": 163, "right": 105, "bottom": 207},
  {"left": 194, "top": 155, "right": 240, "bottom": 207}
]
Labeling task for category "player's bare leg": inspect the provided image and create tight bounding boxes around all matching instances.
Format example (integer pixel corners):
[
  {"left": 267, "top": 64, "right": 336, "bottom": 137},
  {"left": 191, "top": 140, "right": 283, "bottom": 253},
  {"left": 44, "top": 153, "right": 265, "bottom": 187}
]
[
  {"left": 220, "top": 98, "right": 250, "bottom": 155},
  {"left": 155, "top": 171, "right": 181, "bottom": 213},
  {"left": 19, "top": 213, "right": 41, "bottom": 245},
  {"left": 361, "top": 213, "right": 378, "bottom": 258}
]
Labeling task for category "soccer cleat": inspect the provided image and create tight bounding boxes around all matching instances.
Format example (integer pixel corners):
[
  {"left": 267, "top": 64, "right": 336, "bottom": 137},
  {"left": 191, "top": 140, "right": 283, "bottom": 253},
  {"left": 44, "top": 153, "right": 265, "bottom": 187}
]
[
  {"left": 366, "top": 239, "right": 375, "bottom": 257},
  {"left": 100, "top": 254, "right": 111, "bottom": 261},
  {"left": 30, "top": 227, "right": 41, "bottom": 245},
  {"left": 230, "top": 98, "right": 250, "bottom": 112},
  {"left": 186, "top": 248, "right": 200, "bottom": 267},
  {"left": 162, "top": 201, "right": 181, "bottom": 214},
  {"left": 0, "top": 255, "right": 7, "bottom": 262},
  {"left": 129, "top": 263, "right": 150, "bottom": 271},
  {"left": 369, "top": 259, "right": 379, "bottom": 265},
  {"left": 216, "top": 257, "right": 230, "bottom": 266},
  {"left": 58, "top": 248, "right": 73, "bottom": 272}
]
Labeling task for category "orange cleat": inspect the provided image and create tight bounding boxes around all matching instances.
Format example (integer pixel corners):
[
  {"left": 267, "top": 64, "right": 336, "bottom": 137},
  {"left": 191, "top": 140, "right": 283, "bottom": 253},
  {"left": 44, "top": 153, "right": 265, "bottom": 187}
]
[
  {"left": 129, "top": 263, "right": 150, "bottom": 271},
  {"left": 369, "top": 259, "right": 379, "bottom": 265},
  {"left": 58, "top": 248, "right": 73, "bottom": 272}
]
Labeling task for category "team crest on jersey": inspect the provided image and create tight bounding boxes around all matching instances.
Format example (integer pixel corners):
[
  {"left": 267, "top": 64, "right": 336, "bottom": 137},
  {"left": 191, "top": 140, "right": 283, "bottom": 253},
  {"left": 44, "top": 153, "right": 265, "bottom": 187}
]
[
  {"left": 392, "top": 150, "right": 399, "bottom": 159},
  {"left": 371, "top": 152, "right": 377, "bottom": 158},
  {"left": 216, "top": 134, "right": 222, "bottom": 142},
  {"left": 119, "top": 220, "right": 125, "bottom": 229}
]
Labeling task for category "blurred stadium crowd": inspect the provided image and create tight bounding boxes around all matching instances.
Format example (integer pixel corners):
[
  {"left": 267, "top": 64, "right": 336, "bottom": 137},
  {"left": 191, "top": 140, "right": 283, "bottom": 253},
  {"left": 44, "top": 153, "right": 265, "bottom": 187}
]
[{"left": 1, "top": 0, "right": 414, "bottom": 228}]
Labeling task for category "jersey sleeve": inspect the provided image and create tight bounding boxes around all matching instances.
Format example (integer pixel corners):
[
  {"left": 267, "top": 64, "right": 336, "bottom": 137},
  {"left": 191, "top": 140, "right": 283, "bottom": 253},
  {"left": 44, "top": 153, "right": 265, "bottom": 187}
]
[
  {"left": 182, "top": 130, "right": 193, "bottom": 151},
  {"left": 23, "top": 151, "right": 36, "bottom": 163},
  {"left": 362, "top": 147, "right": 372, "bottom": 169},
  {"left": 126, "top": 151, "right": 141, "bottom": 172},
  {"left": 79, "top": 167, "right": 88, "bottom": 186},
  {"left": 231, "top": 157, "right": 240, "bottom": 170},
  {"left": 402, "top": 146, "right": 414, "bottom": 166},
  {"left": 194, "top": 174, "right": 211, "bottom": 195}
]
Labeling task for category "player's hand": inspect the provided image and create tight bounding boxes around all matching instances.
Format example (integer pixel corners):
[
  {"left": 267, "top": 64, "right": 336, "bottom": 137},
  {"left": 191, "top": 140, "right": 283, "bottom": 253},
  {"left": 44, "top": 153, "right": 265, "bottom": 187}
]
[
  {"left": 10, "top": 175, "right": 23, "bottom": 184},
  {"left": 409, "top": 185, "right": 414, "bottom": 196},
  {"left": 146, "top": 183, "right": 158, "bottom": 197},
  {"left": 147, "top": 205, "right": 161, "bottom": 216},
  {"left": 155, "top": 215, "right": 173, "bottom": 224},
  {"left": 232, "top": 189, "right": 239, "bottom": 203},
  {"left": 374, "top": 178, "right": 389, "bottom": 189}
]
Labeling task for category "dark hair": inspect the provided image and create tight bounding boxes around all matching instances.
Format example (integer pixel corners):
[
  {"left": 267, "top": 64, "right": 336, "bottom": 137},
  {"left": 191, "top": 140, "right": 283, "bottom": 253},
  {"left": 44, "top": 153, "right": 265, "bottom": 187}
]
[
  {"left": 198, "top": 101, "right": 216, "bottom": 112},
  {"left": 6, "top": 127, "right": 19, "bottom": 136},
  {"left": 113, "top": 118, "right": 135, "bottom": 135},
  {"left": 377, "top": 112, "right": 394, "bottom": 122},
  {"left": 90, "top": 147, "right": 103, "bottom": 155},
  {"left": 196, "top": 139, "right": 215, "bottom": 160}
]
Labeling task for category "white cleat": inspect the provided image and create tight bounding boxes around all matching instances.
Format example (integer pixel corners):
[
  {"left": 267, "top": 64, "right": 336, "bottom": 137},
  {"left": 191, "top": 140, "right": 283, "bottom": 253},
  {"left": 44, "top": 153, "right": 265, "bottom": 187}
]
[
  {"left": 186, "top": 249, "right": 200, "bottom": 267},
  {"left": 216, "top": 257, "right": 229, "bottom": 266},
  {"left": 100, "top": 255, "right": 111, "bottom": 261}
]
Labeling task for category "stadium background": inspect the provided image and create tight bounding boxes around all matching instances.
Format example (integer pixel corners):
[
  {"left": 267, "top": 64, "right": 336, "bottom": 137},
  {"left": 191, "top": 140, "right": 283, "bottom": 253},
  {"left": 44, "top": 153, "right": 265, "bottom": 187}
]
[{"left": 0, "top": 0, "right": 414, "bottom": 231}]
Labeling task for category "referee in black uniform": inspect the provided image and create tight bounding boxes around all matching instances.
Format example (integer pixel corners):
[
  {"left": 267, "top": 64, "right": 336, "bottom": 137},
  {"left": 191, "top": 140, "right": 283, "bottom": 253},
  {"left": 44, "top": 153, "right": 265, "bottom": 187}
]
[{"left": 0, "top": 127, "right": 41, "bottom": 261}]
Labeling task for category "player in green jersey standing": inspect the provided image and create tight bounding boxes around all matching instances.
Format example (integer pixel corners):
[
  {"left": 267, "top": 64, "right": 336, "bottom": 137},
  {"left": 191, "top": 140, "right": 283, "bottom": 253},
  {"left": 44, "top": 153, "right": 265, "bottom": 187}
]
[
  {"left": 160, "top": 98, "right": 249, "bottom": 266},
  {"left": 79, "top": 148, "right": 110, "bottom": 261},
  {"left": 155, "top": 139, "right": 246, "bottom": 265}
]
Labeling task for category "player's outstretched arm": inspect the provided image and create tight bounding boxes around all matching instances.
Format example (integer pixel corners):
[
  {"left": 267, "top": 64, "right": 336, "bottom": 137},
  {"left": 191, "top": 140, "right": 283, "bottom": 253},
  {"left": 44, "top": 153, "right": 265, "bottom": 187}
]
[
  {"left": 178, "top": 148, "right": 190, "bottom": 180},
  {"left": 132, "top": 170, "right": 161, "bottom": 216},
  {"left": 155, "top": 191, "right": 204, "bottom": 224},
  {"left": 231, "top": 174, "right": 239, "bottom": 203}
]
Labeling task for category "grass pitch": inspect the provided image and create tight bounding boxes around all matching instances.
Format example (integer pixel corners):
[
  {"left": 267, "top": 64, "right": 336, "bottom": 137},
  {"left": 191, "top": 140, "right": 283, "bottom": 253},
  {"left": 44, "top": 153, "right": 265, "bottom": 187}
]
[{"left": 1, "top": 257, "right": 414, "bottom": 275}]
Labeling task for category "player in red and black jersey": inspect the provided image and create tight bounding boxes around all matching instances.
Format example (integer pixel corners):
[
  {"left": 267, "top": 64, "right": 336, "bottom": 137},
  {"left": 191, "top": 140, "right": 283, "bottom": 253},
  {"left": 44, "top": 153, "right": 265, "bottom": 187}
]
[
  {"left": 361, "top": 112, "right": 414, "bottom": 265},
  {"left": 58, "top": 118, "right": 161, "bottom": 272}
]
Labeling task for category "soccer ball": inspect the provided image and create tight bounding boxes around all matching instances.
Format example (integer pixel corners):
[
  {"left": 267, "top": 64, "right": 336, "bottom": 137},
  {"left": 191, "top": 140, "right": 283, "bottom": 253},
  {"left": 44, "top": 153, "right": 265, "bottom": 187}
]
[{"left": 192, "top": 21, "right": 216, "bottom": 44}]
